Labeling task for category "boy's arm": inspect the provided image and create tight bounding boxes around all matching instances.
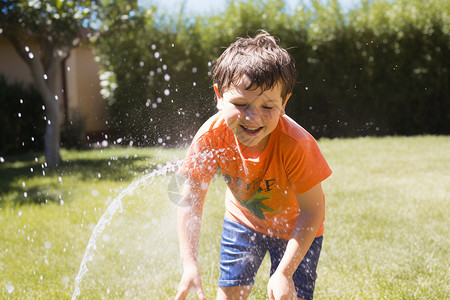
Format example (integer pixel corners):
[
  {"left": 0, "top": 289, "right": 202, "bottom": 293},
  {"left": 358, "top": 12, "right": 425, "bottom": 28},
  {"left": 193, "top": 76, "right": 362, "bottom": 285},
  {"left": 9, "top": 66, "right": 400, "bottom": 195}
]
[
  {"left": 175, "top": 184, "right": 208, "bottom": 300},
  {"left": 267, "top": 183, "right": 325, "bottom": 300}
]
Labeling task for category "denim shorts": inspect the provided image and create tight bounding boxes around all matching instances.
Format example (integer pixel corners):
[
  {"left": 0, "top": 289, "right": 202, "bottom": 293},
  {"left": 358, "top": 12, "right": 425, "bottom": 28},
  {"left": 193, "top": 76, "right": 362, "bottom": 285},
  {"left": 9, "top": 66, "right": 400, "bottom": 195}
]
[{"left": 218, "top": 218, "right": 323, "bottom": 300}]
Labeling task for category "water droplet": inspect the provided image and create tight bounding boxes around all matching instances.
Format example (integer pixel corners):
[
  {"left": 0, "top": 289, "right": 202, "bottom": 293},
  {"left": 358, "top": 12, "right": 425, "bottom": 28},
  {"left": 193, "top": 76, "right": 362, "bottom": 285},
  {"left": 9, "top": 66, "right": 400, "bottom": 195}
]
[
  {"left": 5, "top": 282, "right": 14, "bottom": 294},
  {"left": 164, "top": 74, "right": 170, "bottom": 81},
  {"left": 0, "top": 157, "right": 4, "bottom": 163},
  {"left": 43, "top": 74, "right": 48, "bottom": 80},
  {"left": 152, "top": 103, "right": 157, "bottom": 109},
  {"left": 154, "top": 52, "right": 160, "bottom": 58},
  {"left": 18, "top": 113, "right": 22, "bottom": 117},
  {"left": 192, "top": 67, "right": 198, "bottom": 73},
  {"left": 157, "top": 97, "right": 162, "bottom": 103},
  {"left": 151, "top": 44, "right": 156, "bottom": 50},
  {"left": 193, "top": 82, "right": 196, "bottom": 86},
  {"left": 25, "top": 46, "right": 30, "bottom": 52},
  {"left": 28, "top": 52, "right": 34, "bottom": 59},
  {"left": 164, "top": 89, "right": 170, "bottom": 96},
  {"left": 305, "top": 86, "right": 309, "bottom": 90},
  {"left": 139, "top": 61, "right": 144, "bottom": 67},
  {"left": 19, "top": 99, "right": 24, "bottom": 104},
  {"left": 157, "top": 138, "right": 163, "bottom": 144}
]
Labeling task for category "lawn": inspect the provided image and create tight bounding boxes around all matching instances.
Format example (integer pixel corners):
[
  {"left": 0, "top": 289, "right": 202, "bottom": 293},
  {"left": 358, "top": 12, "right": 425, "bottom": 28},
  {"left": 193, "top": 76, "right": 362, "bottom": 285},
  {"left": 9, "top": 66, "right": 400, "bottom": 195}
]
[{"left": 0, "top": 136, "right": 449, "bottom": 299}]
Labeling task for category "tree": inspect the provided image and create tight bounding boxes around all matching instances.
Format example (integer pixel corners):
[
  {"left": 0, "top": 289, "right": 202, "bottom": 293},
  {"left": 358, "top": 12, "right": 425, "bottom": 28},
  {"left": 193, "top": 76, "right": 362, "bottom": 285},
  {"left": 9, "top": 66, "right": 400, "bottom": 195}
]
[
  {"left": 0, "top": 0, "right": 98, "bottom": 167},
  {"left": 92, "top": 1, "right": 217, "bottom": 147}
]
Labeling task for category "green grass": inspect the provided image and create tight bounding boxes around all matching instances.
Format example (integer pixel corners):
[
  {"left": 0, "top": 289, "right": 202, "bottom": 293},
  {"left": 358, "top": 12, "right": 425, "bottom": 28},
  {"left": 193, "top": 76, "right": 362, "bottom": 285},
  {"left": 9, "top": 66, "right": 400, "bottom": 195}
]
[{"left": 1, "top": 136, "right": 449, "bottom": 299}]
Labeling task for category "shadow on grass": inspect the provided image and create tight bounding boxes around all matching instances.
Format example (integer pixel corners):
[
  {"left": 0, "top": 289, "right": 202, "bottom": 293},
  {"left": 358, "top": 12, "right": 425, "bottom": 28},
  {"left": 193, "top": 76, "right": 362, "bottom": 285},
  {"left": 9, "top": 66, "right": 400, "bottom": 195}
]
[{"left": 0, "top": 151, "right": 173, "bottom": 207}]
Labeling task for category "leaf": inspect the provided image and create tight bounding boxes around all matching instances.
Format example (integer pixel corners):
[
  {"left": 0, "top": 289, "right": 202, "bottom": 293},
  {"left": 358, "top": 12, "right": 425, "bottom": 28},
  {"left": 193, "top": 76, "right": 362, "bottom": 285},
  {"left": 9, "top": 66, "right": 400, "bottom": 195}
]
[
  {"left": 244, "top": 202, "right": 266, "bottom": 219},
  {"left": 258, "top": 202, "right": 278, "bottom": 213},
  {"left": 236, "top": 189, "right": 278, "bottom": 220}
]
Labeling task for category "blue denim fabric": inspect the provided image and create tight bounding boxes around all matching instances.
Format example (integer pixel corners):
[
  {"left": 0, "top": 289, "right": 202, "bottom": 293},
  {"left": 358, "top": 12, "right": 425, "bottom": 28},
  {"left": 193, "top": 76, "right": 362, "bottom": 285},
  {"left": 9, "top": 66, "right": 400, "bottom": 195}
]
[{"left": 218, "top": 218, "right": 323, "bottom": 300}]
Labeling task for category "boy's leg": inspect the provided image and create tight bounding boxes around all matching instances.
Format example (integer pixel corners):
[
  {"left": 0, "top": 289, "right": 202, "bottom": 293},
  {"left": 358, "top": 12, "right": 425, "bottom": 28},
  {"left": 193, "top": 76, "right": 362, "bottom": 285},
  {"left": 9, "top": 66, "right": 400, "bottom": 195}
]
[
  {"left": 217, "top": 218, "right": 267, "bottom": 299},
  {"left": 268, "top": 236, "right": 323, "bottom": 300},
  {"left": 217, "top": 285, "right": 252, "bottom": 300}
]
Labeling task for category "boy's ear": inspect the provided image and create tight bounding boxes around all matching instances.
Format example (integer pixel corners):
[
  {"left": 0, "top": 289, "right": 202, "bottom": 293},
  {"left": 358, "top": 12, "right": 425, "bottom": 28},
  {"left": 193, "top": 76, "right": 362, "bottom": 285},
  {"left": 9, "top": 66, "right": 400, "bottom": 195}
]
[
  {"left": 281, "top": 93, "right": 292, "bottom": 115},
  {"left": 214, "top": 84, "right": 223, "bottom": 110}
]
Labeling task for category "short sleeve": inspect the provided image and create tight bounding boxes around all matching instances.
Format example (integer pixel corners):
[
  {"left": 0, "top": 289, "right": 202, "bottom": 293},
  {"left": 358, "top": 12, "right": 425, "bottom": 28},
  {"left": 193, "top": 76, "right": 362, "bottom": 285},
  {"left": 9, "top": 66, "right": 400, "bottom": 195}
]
[
  {"left": 284, "top": 138, "right": 332, "bottom": 194},
  {"left": 178, "top": 133, "right": 219, "bottom": 188}
]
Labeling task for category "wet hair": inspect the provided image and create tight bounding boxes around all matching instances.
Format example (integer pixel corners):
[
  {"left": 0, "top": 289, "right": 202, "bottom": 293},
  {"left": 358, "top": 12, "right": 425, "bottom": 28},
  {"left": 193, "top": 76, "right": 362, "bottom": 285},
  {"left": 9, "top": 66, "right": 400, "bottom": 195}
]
[{"left": 212, "top": 30, "right": 296, "bottom": 102}]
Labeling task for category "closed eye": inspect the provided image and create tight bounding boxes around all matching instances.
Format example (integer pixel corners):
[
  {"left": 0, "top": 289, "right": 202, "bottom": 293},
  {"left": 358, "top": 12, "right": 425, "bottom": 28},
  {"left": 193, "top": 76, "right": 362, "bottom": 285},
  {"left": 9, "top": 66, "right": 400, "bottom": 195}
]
[
  {"left": 233, "top": 103, "right": 247, "bottom": 107},
  {"left": 262, "top": 106, "right": 273, "bottom": 110}
]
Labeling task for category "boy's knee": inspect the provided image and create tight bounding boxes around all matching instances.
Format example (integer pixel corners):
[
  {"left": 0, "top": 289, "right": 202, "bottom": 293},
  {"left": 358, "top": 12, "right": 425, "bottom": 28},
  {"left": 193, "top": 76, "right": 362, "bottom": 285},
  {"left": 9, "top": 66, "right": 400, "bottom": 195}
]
[{"left": 217, "top": 285, "right": 252, "bottom": 300}]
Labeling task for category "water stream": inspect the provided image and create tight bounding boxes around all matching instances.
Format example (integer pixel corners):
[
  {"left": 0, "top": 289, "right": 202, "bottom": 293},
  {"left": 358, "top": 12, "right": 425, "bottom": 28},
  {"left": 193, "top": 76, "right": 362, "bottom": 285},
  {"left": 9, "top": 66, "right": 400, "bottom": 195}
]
[{"left": 71, "top": 161, "right": 181, "bottom": 300}]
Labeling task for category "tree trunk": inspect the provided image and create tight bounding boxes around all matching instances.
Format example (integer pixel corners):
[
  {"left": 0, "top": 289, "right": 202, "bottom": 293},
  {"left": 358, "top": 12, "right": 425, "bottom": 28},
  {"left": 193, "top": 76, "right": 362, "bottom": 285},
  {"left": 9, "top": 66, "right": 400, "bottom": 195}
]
[
  {"left": 28, "top": 53, "right": 62, "bottom": 167},
  {"left": 6, "top": 35, "right": 64, "bottom": 167},
  {"left": 44, "top": 117, "right": 62, "bottom": 167}
]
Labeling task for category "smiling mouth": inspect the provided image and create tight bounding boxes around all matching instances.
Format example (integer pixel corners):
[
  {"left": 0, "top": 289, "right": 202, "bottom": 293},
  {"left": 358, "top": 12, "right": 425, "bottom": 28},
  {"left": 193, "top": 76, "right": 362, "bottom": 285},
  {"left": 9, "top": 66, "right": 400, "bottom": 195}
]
[{"left": 240, "top": 125, "right": 263, "bottom": 135}]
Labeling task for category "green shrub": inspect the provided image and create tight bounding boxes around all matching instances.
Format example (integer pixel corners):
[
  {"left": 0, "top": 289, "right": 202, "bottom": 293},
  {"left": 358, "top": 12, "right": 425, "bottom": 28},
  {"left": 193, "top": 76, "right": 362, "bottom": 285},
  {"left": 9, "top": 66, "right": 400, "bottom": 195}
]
[
  {"left": 61, "top": 109, "right": 87, "bottom": 149},
  {"left": 0, "top": 74, "right": 45, "bottom": 154},
  {"left": 92, "top": 0, "right": 449, "bottom": 142}
]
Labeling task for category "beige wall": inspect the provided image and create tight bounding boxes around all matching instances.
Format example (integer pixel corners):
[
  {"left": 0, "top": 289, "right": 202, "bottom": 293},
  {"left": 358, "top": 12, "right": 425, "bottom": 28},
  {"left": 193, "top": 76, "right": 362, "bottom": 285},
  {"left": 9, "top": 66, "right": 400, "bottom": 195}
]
[
  {"left": 0, "top": 37, "right": 108, "bottom": 135},
  {"left": 0, "top": 38, "right": 34, "bottom": 85},
  {"left": 65, "top": 47, "right": 108, "bottom": 133}
]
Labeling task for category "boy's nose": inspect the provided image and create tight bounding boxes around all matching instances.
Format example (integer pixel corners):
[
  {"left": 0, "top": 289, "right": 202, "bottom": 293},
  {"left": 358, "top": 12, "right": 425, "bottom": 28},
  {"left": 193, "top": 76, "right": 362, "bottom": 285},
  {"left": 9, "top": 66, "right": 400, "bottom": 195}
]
[{"left": 244, "top": 106, "right": 258, "bottom": 121}]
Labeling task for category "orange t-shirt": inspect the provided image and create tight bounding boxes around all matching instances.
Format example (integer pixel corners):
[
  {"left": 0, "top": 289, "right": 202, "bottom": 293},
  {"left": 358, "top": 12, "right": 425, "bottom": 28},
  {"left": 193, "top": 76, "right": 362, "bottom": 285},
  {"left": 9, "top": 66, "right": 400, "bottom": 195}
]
[{"left": 179, "top": 112, "right": 332, "bottom": 240}]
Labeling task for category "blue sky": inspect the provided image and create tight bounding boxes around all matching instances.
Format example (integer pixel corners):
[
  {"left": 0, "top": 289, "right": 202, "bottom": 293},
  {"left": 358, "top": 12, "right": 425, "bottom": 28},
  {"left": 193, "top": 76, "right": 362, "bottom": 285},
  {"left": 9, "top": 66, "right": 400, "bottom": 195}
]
[{"left": 140, "top": 0, "right": 361, "bottom": 14}]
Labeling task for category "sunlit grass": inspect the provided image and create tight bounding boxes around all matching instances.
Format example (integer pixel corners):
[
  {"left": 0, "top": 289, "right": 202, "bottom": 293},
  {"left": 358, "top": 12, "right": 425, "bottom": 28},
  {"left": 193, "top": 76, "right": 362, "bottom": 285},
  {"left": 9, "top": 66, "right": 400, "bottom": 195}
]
[
  {"left": 0, "top": 136, "right": 449, "bottom": 299},
  {"left": 315, "top": 136, "right": 450, "bottom": 299}
]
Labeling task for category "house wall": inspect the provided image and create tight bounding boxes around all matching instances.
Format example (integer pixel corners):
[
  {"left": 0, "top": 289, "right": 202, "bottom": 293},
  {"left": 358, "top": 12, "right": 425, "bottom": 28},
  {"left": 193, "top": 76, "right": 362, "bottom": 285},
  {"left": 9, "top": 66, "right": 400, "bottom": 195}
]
[
  {"left": 65, "top": 47, "right": 109, "bottom": 134},
  {"left": 0, "top": 37, "right": 108, "bottom": 136},
  {"left": 0, "top": 38, "right": 34, "bottom": 85}
]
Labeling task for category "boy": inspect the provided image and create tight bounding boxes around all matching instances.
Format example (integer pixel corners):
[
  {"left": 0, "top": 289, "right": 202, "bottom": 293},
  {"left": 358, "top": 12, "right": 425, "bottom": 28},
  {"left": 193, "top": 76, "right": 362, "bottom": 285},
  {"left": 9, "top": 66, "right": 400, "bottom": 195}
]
[{"left": 175, "top": 31, "right": 332, "bottom": 300}]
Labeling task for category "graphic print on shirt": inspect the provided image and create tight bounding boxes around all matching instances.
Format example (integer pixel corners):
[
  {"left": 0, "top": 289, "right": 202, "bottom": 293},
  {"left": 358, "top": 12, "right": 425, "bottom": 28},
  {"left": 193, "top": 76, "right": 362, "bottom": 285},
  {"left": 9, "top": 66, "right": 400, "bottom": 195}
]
[{"left": 222, "top": 173, "right": 279, "bottom": 219}]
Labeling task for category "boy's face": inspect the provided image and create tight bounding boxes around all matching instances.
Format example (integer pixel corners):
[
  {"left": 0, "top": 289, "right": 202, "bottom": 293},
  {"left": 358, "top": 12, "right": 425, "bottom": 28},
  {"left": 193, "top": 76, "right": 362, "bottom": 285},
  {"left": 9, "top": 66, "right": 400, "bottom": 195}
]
[{"left": 215, "top": 75, "right": 286, "bottom": 151}]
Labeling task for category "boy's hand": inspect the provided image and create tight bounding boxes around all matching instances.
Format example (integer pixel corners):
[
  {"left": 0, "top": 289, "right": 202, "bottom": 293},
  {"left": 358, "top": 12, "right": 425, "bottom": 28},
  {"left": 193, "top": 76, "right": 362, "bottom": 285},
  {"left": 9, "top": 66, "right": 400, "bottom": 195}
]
[
  {"left": 175, "top": 265, "right": 206, "bottom": 300},
  {"left": 267, "top": 271, "right": 297, "bottom": 300}
]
